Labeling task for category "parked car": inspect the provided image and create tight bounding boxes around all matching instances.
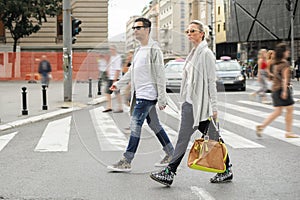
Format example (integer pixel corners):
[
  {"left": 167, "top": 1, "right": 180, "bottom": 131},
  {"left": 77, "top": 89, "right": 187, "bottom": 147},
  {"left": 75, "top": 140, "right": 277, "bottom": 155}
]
[
  {"left": 165, "top": 59, "right": 185, "bottom": 93},
  {"left": 216, "top": 56, "right": 246, "bottom": 91}
]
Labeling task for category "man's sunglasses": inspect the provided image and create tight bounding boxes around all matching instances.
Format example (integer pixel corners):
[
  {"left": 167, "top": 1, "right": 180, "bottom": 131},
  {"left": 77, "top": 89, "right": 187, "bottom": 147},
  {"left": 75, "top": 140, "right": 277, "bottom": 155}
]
[
  {"left": 132, "top": 26, "right": 147, "bottom": 30},
  {"left": 185, "top": 29, "right": 201, "bottom": 34}
]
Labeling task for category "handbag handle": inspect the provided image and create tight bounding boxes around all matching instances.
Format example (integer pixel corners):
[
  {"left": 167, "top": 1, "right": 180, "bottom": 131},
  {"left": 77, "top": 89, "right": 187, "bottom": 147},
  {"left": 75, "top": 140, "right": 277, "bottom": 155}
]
[
  {"left": 207, "top": 117, "right": 223, "bottom": 142},
  {"left": 208, "top": 117, "right": 219, "bottom": 132}
]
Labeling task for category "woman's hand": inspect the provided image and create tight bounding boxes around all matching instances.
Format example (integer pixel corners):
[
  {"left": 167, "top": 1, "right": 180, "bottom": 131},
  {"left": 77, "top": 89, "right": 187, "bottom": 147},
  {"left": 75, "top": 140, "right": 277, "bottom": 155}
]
[
  {"left": 281, "top": 90, "right": 288, "bottom": 99},
  {"left": 110, "top": 85, "right": 118, "bottom": 91}
]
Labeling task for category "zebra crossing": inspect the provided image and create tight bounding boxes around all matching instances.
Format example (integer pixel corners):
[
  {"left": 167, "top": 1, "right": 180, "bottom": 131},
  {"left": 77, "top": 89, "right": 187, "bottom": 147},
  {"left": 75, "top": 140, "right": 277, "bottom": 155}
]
[{"left": 0, "top": 99, "right": 299, "bottom": 153}]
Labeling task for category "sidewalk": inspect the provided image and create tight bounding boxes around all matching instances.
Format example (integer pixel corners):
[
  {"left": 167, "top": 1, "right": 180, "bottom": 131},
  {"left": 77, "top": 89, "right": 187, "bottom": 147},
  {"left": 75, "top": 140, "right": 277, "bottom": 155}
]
[{"left": 0, "top": 80, "right": 106, "bottom": 131}]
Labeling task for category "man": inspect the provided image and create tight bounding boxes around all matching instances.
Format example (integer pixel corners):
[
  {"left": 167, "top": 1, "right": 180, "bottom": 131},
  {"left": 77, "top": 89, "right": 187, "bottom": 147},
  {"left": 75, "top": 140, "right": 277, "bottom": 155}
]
[
  {"left": 150, "top": 20, "right": 233, "bottom": 186},
  {"left": 38, "top": 55, "right": 52, "bottom": 87},
  {"left": 103, "top": 45, "right": 123, "bottom": 113},
  {"left": 107, "top": 17, "right": 174, "bottom": 172}
]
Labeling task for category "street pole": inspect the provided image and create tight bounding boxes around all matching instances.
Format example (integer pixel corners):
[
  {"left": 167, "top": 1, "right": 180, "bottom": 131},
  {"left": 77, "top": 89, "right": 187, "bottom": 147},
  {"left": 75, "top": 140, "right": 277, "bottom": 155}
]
[
  {"left": 63, "top": 0, "right": 72, "bottom": 102},
  {"left": 211, "top": 0, "right": 216, "bottom": 54},
  {"left": 290, "top": 0, "right": 295, "bottom": 70}
]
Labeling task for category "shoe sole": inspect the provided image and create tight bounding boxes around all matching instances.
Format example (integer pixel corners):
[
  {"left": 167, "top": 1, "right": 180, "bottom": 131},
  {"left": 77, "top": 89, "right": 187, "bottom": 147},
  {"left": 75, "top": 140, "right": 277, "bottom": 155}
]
[
  {"left": 210, "top": 179, "right": 233, "bottom": 183},
  {"left": 149, "top": 174, "right": 171, "bottom": 187},
  {"left": 107, "top": 166, "right": 131, "bottom": 172},
  {"left": 210, "top": 176, "right": 233, "bottom": 184},
  {"left": 154, "top": 163, "right": 169, "bottom": 167}
]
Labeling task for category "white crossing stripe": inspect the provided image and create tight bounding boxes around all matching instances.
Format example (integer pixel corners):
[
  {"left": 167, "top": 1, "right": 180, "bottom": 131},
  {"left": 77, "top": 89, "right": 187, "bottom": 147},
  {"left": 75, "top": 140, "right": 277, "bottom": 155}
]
[
  {"left": 220, "top": 111, "right": 300, "bottom": 146},
  {"left": 0, "top": 132, "right": 18, "bottom": 151},
  {"left": 191, "top": 186, "right": 216, "bottom": 200},
  {"left": 238, "top": 100, "right": 300, "bottom": 115},
  {"left": 89, "top": 106, "right": 127, "bottom": 151},
  {"left": 34, "top": 116, "right": 71, "bottom": 152},
  {"left": 162, "top": 101, "right": 264, "bottom": 149},
  {"left": 223, "top": 102, "right": 300, "bottom": 128},
  {"left": 221, "top": 129, "right": 265, "bottom": 148},
  {"left": 247, "top": 84, "right": 300, "bottom": 102}
]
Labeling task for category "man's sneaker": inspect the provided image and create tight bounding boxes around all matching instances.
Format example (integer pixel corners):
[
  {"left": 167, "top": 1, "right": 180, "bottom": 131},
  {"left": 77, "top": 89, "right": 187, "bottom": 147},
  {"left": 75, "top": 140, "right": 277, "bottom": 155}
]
[
  {"left": 154, "top": 155, "right": 172, "bottom": 167},
  {"left": 150, "top": 167, "right": 175, "bottom": 186},
  {"left": 210, "top": 166, "right": 233, "bottom": 183},
  {"left": 107, "top": 158, "right": 131, "bottom": 172}
]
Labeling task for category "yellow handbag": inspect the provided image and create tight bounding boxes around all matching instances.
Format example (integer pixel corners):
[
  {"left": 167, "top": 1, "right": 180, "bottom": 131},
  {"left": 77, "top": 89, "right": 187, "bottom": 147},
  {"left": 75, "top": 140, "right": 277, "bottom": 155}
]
[{"left": 187, "top": 118, "right": 228, "bottom": 173}]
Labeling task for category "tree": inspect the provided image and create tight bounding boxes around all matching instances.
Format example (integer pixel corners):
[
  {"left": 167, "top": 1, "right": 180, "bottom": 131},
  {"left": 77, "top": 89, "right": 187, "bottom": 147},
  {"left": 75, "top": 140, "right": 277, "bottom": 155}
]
[
  {"left": 0, "top": 0, "right": 61, "bottom": 78},
  {"left": 0, "top": 0, "right": 62, "bottom": 52}
]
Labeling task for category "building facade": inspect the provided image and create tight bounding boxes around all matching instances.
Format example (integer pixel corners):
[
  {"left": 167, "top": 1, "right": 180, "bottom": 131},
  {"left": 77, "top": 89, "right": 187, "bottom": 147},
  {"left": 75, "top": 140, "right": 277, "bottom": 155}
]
[
  {"left": 0, "top": 0, "right": 109, "bottom": 80},
  {"left": 225, "top": 0, "right": 300, "bottom": 63},
  {"left": 0, "top": 0, "right": 108, "bottom": 51}
]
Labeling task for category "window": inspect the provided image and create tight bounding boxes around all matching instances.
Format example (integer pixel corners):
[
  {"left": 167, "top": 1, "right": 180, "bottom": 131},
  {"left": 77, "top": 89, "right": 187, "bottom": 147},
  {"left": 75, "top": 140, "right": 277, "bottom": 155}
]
[
  {"left": 223, "top": 22, "right": 226, "bottom": 31},
  {"left": 0, "top": 20, "right": 5, "bottom": 43},
  {"left": 218, "top": 24, "right": 220, "bottom": 32},
  {"left": 218, "top": 6, "right": 220, "bottom": 15},
  {"left": 56, "top": 14, "right": 63, "bottom": 43}
]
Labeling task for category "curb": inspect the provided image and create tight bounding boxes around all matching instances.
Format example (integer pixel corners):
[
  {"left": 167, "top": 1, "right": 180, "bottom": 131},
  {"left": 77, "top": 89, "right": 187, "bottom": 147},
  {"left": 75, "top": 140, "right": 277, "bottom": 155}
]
[{"left": 0, "top": 96, "right": 107, "bottom": 132}]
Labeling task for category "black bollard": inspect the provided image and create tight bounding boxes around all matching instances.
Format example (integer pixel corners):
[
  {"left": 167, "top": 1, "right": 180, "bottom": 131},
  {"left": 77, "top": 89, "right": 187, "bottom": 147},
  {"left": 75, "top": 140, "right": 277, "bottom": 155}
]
[
  {"left": 88, "top": 78, "right": 92, "bottom": 98},
  {"left": 97, "top": 78, "right": 101, "bottom": 95},
  {"left": 42, "top": 85, "right": 48, "bottom": 110},
  {"left": 21, "top": 87, "right": 28, "bottom": 115}
]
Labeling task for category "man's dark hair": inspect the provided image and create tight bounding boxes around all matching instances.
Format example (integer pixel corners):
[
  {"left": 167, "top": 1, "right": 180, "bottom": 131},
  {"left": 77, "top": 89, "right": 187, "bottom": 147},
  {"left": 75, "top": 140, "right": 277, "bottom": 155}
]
[{"left": 134, "top": 17, "right": 151, "bottom": 33}]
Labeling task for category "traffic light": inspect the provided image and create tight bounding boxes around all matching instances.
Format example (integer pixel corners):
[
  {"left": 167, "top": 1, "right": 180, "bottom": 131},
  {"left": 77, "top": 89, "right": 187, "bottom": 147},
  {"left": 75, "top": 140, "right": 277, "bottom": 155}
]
[
  {"left": 72, "top": 18, "right": 82, "bottom": 44},
  {"left": 208, "top": 25, "right": 213, "bottom": 36}
]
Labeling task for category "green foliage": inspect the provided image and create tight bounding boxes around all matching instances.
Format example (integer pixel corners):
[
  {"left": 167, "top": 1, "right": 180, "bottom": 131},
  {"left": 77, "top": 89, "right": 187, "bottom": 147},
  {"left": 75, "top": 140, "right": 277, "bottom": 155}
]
[{"left": 0, "top": 0, "right": 62, "bottom": 51}]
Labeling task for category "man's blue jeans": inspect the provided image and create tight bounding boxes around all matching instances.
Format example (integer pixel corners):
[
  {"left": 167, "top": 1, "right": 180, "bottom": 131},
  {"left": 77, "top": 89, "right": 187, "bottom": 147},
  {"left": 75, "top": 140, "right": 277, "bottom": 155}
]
[{"left": 123, "top": 98, "right": 174, "bottom": 162}]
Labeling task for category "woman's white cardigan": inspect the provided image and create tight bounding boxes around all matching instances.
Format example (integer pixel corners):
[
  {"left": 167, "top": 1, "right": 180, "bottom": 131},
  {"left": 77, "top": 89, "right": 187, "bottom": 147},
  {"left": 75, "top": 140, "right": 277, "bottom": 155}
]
[{"left": 180, "top": 40, "right": 218, "bottom": 128}]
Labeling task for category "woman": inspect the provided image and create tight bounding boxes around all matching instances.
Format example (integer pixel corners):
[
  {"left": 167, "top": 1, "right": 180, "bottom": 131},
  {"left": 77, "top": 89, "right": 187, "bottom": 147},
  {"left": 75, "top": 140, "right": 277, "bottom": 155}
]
[
  {"left": 250, "top": 49, "right": 269, "bottom": 103},
  {"left": 266, "top": 50, "right": 275, "bottom": 80},
  {"left": 256, "top": 43, "right": 298, "bottom": 138},
  {"left": 149, "top": 20, "right": 233, "bottom": 186}
]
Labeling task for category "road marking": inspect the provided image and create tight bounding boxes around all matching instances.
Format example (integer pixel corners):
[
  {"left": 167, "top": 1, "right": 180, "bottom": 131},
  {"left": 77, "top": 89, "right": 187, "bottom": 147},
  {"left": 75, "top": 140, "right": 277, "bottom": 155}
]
[
  {"left": 0, "top": 132, "right": 18, "bottom": 151},
  {"left": 0, "top": 107, "right": 79, "bottom": 131},
  {"left": 191, "top": 186, "right": 215, "bottom": 200},
  {"left": 223, "top": 102, "right": 300, "bottom": 128},
  {"left": 221, "top": 129, "right": 265, "bottom": 148},
  {"left": 163, "top": 103, "right": 265, "bottom": 149},
  {"left": 89, "top": 106, "right": 127, "bottom": 151},
  {"left": 220, "top": 111, "right": 300, "bottom": 147},
  {"left": 238, "top": 100, "right": 300, "bottom": 115},
  {"left": 34, "top": 116, "right": 71, "bottom": 152}
]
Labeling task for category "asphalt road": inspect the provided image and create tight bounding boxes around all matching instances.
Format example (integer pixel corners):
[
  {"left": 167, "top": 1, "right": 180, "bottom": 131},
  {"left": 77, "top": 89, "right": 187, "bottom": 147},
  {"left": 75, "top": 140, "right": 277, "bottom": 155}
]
[{"left": 0, "top": 79, "right": 299, "bottom": 200}]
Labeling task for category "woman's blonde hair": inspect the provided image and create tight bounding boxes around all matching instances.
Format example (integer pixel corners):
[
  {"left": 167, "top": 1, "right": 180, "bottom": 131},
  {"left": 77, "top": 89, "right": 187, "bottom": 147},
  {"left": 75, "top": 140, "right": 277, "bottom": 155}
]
[
  {"left": 258, "top": 49, "right": 267, "bottom": 59},
  {"left": 190, "top": 20, "right": 210, "bottom": 42},
  {"left": 267, "top": 50, "right": 275, "bottom": 60}
]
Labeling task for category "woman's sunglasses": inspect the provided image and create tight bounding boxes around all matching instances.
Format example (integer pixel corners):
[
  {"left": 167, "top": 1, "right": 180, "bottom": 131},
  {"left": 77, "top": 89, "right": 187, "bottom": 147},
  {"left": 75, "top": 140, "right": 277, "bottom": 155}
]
[{"left": 185, "top": 29, "right": 201, "bottom": 34}]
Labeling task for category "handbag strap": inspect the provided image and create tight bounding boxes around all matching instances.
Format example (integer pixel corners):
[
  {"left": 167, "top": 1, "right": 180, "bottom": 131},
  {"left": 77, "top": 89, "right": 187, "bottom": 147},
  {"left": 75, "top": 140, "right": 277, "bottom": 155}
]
[
  {"left": 206, "top": 117, "right": 223, "bottom": 142},
  {"left": 209, "top": 117, "right": 219, "bottom": 132}
]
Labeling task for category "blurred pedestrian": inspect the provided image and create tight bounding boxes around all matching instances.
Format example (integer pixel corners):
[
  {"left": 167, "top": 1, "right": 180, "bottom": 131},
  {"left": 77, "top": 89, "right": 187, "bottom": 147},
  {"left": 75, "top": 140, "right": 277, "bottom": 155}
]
[
  {"left": 150, "top": 20, "right": 233, "bottom": 186},
  {"left": 103, "top": 45, "right": 123, "bottom": 113},
  {"left": 250, "top": 49, "right": 269, "bottom": 103},
  {"left": 295, "top": 56, "right": 300, "bottom": 82},
  {"left": 97, "top": 53, "right": 108, "bottom": 95},
  {"left": 246, "top": 65, "right": 252, "bottom": 79},
  {"left": 122, "top": 50, "right": 134, "bottom": 105},
  {"left": 107, "top": 17, "right": 174, "bottom": 172},
  {"left": 122, "top": 50, "right": 133, "bottom": 75},
  {"left": 266, "top": 50, "right": 275, "bottom": 80},
  {"left": 256, "top": 43, "right": 299, "bottom": 138},
  {"left": 38, "top": 55, "right": 52, "bottom": 87},
  {"left": 265, "top": 50, "right": 275, "bottom": 92}
]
